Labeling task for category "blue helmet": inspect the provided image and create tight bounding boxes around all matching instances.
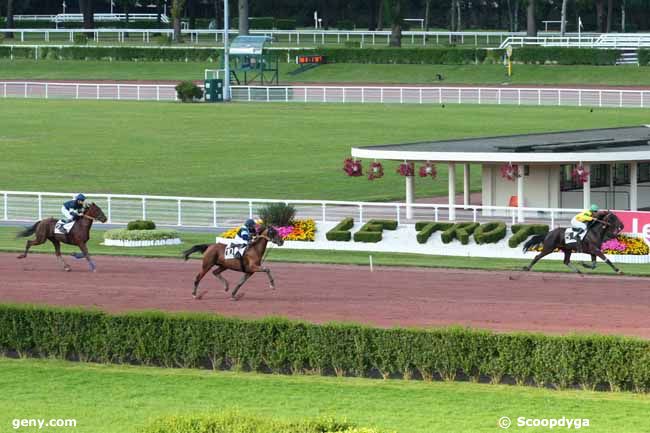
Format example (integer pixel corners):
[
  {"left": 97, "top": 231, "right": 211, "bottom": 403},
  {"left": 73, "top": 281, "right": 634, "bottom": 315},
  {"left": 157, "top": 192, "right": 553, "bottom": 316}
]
[
  {"left": 245, "top": 218, "right": 256, "bottom": 229},
  {"left": 75, "top": 193, "right": 86, "bottom": 201}
]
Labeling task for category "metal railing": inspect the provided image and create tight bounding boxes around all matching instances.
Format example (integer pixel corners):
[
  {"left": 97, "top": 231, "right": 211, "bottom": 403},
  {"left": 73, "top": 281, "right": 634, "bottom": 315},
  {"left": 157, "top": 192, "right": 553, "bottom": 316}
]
[
  {"left": 3, "top": 82, "right": 650, "bottom": 109},
  {"left": 1, "top": 190, "right": 584, "bottom": 229},
  {"left": 230, "top": 85, "right": 650, "bottom": 108},
  {"left": 499, "top": 33, "right": 650, "bottom": 49},
  {"left": 14, "top": 13, "right": 170, "bottom": 23}
]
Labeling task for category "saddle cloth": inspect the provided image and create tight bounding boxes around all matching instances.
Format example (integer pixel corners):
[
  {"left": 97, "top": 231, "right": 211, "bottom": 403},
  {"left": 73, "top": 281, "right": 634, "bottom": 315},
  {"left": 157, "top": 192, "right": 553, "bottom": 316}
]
[
  {"left": 224, "top": 244, "right": 247, "bottom": 260},
  {"left": 54, "top": 220, "right": 76, "bottom": 235},
  {"left": 564, "top": 228, "right": 583, "bottom": 244}
]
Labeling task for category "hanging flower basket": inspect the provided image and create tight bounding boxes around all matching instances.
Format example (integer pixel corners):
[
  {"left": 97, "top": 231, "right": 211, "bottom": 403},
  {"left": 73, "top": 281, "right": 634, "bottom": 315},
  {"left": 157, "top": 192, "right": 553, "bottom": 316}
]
[
  {"left": 396, "top": 162, "right": 415, "bottom": 177},
  {"left": 418, "top": 162, "right": 437, "bottom": 179},
  {"left": 572, "top": 163, "right": 590, "bottom": 184},
  {"left": 368, "top": 161, "right": 384, "bottom": 180},
  {"left": 500, "top": 163, "right": 519, "bottom": 181},
  {"left": 343, "top": 158, "right": 363, "bottom": 177}
]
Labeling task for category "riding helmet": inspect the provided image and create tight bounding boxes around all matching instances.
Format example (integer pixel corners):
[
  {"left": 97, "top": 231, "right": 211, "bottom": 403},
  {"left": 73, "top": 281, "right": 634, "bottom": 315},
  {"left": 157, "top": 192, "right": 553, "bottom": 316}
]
[
  {"left": 590, "top": 204, "right": 599, "bottom": 212},
  {"left": 76, "top": 193, "right": 86, "bottom": 201}
]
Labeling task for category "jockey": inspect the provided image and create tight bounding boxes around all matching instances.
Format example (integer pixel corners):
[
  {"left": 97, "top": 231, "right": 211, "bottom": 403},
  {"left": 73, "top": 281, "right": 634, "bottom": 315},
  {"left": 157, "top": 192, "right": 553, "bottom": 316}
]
[
  {"left": 61, "top": 194, "right": 86, "bottom": 224},
  {"left": 571, "top": 204, "right": 599, "bottom": 240},
  {"left": 233, "top": 218, "right": 257, "bottom": 245}
]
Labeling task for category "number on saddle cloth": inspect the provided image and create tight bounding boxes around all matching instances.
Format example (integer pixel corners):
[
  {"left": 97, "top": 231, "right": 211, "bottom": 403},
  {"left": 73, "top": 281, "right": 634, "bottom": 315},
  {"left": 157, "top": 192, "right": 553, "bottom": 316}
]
[
  {"left": 55, "top": 220, "right": 76, "bottom": 235},
  {"left": 225, "top": 244, "right": 247, "bottom": 260}
]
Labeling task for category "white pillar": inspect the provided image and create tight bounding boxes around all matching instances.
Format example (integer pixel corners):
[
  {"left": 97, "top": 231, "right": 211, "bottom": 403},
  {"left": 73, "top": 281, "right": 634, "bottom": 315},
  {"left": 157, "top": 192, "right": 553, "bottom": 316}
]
[
  {"left": 517, "top": 164, "right": 525, "bottom": 222},
  {"left": 630, "top": 162, "right": 638, "bottom": 211},
  {"left": 583, "top": 163, "right": 591, "bottom": 210},
  {"left": 405, "top": 174, "right": 415, "bottom": 220},
  {"left": 609, "top": 163, "right": 615, "bottom": 209},
  {"left": 463, "top": 163, "right": 470, "bottom": 208},
  {"left": 448, "top": 162, "right": 456, "bottom": 221}
]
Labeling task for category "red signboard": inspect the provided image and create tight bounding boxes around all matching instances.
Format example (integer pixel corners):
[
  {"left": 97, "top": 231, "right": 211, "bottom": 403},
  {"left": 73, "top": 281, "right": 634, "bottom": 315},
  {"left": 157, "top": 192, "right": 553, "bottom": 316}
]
[
  {"left": 614, "top": 210, "right": 650, "bottom": 243},
  {"left": 297, "top": 55, "right": 326, "bottom": 65}
]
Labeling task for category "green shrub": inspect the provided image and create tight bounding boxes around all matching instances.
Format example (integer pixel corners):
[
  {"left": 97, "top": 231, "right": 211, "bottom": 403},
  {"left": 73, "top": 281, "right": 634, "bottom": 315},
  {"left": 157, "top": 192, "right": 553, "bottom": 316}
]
[
  {"left": 104, "top": 229, "right": 179, "bottom": 241},
  {"left": 1, "top": 304, "right": 650, "bottom": 392},
  {"left": 309, "top": 47, "right": 482, "bottom": 65},
  {"left": 344, "top": 41, "right": 361, "bottom": 48},
  {"left": 441, "top": 223, "right": 479, "bottom": 244},
  {"left": 257, "top": 202, "right": 296, "bottom": 227},
  {"left": 175, "top": 80, "right": 204, "bottom": 102},
  {"left": 127, "top": 220, "right": 156, "bottom": 230},
  {"left": 513, "top": 47, "right": 620, "bottom": 65},
  {"left": 474, "top": 222, "right": 507, "bottom": 244},
  {"left": 0, "top": 34, "right": 4, "bottom": 44},
  {"left": 275, "top": 19, "right": 296, "bottom": 30},
  {"left": 639, "top": 49, "right": 650, "bottom": 66},
  {"left": 336, "top": 20, "right": 356, "bottom": 30},
  {"left": 508, "top": 224, "right": 549, "bottom": 248},
  {"left": 0, "top": 46, "right": 218, "bottom": 62},
  {"left": 155, "top": 34, "right": 172, "bottom": 46},
  {"left": 326, "top": 217, "right": 354, "bottom": 241},
  {"left": 73, "top": 33, "right": 89, "bottom": 45},
  {"left": 415, "top": 222, "right": 453, "bottom": 244},
  {"left": 353, "top": 219, "right": 397, "bottom": 243},
  {"left": 249, "top": 17, "right": 275, "bottom": 29}
]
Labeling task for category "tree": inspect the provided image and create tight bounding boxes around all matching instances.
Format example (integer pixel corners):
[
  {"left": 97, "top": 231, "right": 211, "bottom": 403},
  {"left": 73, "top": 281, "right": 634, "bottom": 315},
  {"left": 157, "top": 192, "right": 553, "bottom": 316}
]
[
  {"left": 526, "top": 0, "right": 536, "bottom": 36},
  {"left": 377, "top": 0, "right": 385, "bottom": 30},
  {"left": 238, "top": 0, "right": 249, "bottom": 35},
  {"left": 79, "top": 0, "right": 95, "bottom": 29},
  {"left": 5, "top": 0, "right": 14, "bottom": 39},
  {"left": 424, "top": 0, "right": 432, "bottom": 30},
  {"left": 606, "top": 0, "right": 613, "bottom": 32},
  {"left": 389, "top": 0, "right": 403, "bottom": 47},
  {"left": 172, "top": 0, "right": 186, "bottom": 41},
  {"left": 560, "top": 0, "right": 568, "bottom": 34},
  {"left": 595, "top": 0, "right": 605, "bottom": 32}
]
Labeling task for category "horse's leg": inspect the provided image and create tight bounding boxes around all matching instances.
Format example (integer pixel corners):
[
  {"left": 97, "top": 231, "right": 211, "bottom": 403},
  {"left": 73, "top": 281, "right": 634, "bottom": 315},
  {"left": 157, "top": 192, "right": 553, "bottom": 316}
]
[
  {"left": 17, "top": 231, "right": 47, "bottom": 259},
  {"left": 246, "top": 263, "right": 275, "bottom": 289},
  {"left": 563, "top": 250, "right": 582, "bottom": 275},
  {"left": 78, "top": 242, "right": 95, "bottom": 272},
  {"left": 582, "top": 254, "right": 597, "bottom": 270},
  {"left": 230, "top": 273, "right": 252, "bottom": 300},
  {"left": 52, "top": 239, "right": 71, "bottom": 272},
  {"left": 523, "top": 247, "right": 553, "bottom": 271},
  {"left": 212, "top": 266, "right": 230, "bottom": 292},
  {"left": 594, "top": 250, "right": 623, "bottom": 275}
]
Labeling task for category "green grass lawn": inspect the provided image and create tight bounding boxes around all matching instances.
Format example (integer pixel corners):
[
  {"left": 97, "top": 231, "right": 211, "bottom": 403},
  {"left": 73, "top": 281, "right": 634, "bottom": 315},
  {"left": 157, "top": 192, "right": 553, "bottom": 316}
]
[
  {"left": 2, "top": 226, "right": 648, "bottom": 276},
  {"left": 1, "top": 100, "right": 649, "bottom": 202},
  {"left": 1, "top": 59, "right": 649, "bottom": 86},
  {"left": 1, "top": 357, "right": 649, "bottom": 433}
]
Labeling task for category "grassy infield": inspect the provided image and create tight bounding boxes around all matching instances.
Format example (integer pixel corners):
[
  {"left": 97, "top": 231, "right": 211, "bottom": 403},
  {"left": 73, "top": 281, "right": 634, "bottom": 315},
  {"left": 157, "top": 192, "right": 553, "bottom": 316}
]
[{"left": 2, "top": 95, "right": 650, "bottom": 431}]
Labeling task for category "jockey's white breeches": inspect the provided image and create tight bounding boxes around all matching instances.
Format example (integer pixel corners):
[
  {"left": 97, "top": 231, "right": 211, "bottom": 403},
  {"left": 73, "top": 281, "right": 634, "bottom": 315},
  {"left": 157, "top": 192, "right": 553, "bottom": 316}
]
[{"left": 571, "top": 217, "right": 588, "bottom": 237}]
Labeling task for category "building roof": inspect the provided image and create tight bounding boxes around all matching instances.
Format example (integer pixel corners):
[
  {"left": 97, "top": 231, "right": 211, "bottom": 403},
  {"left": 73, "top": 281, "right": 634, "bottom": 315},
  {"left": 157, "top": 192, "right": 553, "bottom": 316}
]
[
  {"left": 229, "top": 35, "right": 271, "bottom": 56},
  {"left": 351, "top": 126, "right": 650, "bottom": 164}
]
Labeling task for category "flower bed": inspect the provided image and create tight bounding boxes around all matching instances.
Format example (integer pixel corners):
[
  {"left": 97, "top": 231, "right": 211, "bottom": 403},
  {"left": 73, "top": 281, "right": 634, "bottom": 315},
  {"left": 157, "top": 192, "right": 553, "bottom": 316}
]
[
  {"left": 532, "top": 234, "right": 649, "bottom": 255},
  {"left": 220, "top": 219, "right": 316, "bottom": 242},
  {"left": 103, "top": 229, "right": 181, "bottom": 247}
]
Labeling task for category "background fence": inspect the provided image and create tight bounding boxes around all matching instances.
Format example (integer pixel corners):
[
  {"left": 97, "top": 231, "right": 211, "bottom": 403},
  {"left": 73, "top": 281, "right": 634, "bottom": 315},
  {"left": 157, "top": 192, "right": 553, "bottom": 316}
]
[
  {"left": 3, "top": 82, "right": 650, "bottom": 108},
  {"left": 1, "top": 191, "right": 583, "bottom": 230}
]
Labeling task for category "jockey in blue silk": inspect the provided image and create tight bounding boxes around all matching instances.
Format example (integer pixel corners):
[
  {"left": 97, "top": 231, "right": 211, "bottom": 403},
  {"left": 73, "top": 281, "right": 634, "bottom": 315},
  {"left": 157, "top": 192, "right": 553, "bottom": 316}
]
[
  {"left": 61, "top": 194, "right": 86, "bottom": 224},
  {"left": 234, "top": 218, "right": 257, "bottom": 245}
]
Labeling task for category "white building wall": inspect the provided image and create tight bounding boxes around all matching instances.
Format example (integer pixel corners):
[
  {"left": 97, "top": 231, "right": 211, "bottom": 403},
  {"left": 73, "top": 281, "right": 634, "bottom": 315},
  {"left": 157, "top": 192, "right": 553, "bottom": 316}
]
[{"left": 485, "top": 164, "right": 561, "bottom": 208}]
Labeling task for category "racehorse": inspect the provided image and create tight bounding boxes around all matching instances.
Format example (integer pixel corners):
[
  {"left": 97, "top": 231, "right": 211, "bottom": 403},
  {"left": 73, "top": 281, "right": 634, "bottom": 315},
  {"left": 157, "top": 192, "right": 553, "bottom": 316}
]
[
  {"left": 16, "top": 202, "right": 107, "bottom": 272},
  {"left": 182, "top": 226, "right": 284, "bottom": 300},
  {"left": 522, "top": 210, "right": 624, "bottom": 275}
]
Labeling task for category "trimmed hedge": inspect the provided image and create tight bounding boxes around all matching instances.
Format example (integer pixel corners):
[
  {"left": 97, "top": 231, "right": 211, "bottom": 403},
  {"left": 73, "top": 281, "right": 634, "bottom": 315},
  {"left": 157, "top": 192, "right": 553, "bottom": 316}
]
[
  {"left": 0, "top": 46, "right": 218, "bottom": 62},
  {"left": 1, "top": 304, "right": 650, "bottom": 392},
  {"left": 353, "top": 220, "right": 397, "bottom": 243},
  {"left": 441, "top": 223, "right": 479, "bottom": 245},
  {"left": 509, "top": 224, "right": 550, "bottom": 248},
  {"left": 473, "top": 222, "right": 507, "bottom": 244},
  {"left": 127, "top": 220, "right": 156, "bottom": 230},
  {"left": 275, "top": 19, "right": 297, "bottom": 30},
  {"left": 104, "top": 229, "right": 179, "bottom": 241},
  {"left": 639, "top": 49, "right": 650, "bottom": 66},
  {"left": 512, "top": 47, "right": 620, "bottom": 65},
  {"left": 415, "top": 221, "right": 454, "bottom": 244},
  {"left": 311, "top": 47, "right": 489, "bottom": 65},
  {"left": 326, "top": 217, "right": 354, "bottom": 242}
]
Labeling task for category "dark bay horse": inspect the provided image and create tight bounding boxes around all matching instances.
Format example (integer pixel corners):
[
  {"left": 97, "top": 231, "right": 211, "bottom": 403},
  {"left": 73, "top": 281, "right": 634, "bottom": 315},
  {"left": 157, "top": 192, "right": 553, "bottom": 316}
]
[
  {"left": 182, "top": 226, "right": 284, "bottom": 300},
  {"left": 16, "top": 203, "right": 107, "bottom": 272},
  {"left": 522, "top": 211, "right": 624, "bottom": 275}
]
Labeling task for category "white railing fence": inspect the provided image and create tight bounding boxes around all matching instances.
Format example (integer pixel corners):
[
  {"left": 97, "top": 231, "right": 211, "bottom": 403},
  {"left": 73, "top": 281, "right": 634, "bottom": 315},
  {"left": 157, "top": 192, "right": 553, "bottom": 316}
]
[
  {"left": 2, "top": 82, "right": 649, "bottom": 108},
  {"left": 1, "top": 191, "right": 584, "bottom": 230},
  {"left": 499, "top": 33, "right": 650, "bottom": 49}
]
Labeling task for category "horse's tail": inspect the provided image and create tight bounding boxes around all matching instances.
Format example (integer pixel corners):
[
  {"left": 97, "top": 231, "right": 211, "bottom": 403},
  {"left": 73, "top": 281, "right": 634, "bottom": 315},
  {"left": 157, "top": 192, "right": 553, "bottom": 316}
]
[
  {"left": 522, "top": 234, "right": 547, "bottom": 253},
  {"left": 182, "top": 244, "right": 210, "bottom": 261},
  {"left": 16, "top": 222, "right": 40, "bottom": 239}
]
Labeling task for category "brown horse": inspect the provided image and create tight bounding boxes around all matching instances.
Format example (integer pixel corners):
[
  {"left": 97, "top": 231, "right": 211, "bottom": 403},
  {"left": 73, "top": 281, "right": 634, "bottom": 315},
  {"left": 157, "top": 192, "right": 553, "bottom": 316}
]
[
  {"left": 522, "top": 210, "right": 624, "bottom": 275},
  {"left": 16, "top": 202, "right": 107, "bottom": 272},
  {"left": 182, "top": 226, "right": 284, "bottom": 300}
]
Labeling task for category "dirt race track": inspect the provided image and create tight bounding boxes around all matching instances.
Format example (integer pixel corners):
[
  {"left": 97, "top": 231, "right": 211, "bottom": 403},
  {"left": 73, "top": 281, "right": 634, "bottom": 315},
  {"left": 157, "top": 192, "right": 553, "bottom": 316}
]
[{"left": 2, "top": 252, "right": 650, "bottom": 338}]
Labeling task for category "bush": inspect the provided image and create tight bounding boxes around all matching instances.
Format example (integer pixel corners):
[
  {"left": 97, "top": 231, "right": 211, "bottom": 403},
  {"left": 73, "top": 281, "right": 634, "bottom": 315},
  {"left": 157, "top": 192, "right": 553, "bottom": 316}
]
[
  {"left": 474, "top": 222, "right": 507, "bottom": 244},
  {"left": 275, "top": 19, "right": 296, "bottom": 30},
  {"left": 175, "top": 81, "right": 204, "bottom": 102},
  {"left": 326, "top": 217, "right": 354, "bottom": 241},
  {"left": 336, "top": 20, "right": 356, "bottom": 30},
  {"left": 441, "top": 223, "right": 479, "bottom": 245},
  {"left": 73, "top": 33, "right": 89, "bottom": 45},
  {"left": 0, "top": 46, "right": 218, "bottom": 62},
  {"left": 257, "top": 203, "right": 296, "bottom": 227},
  {"left": 2, "top": 304, "right": 650, "bottom": 392},
  {"left": 249, "top": 17, "right": 275, "bottom": 29},
  {"left": 639, "top": 49, "right": 650, "bottom": 66},
  {"left": 513, "top": 47, "right": 620, "bottom": 65},
  {"left": 353, "top": 219, "right": 397, "bottom": 243},
  {"left": 308, "top": 47, "right": 483, "bottom": 65},
  {"left": 415, "top": 222, "right": 453, "bottom": 244},
  {"left": 155, "top": 34, "right": 172, "bottom": 46},
  {"left": 104, "top": 229, "right": 179, "bottom": 241},
  {"left": 509, "top": 224, "right": 549, "bottom": 248},
  {"left": 127, "top": 220, "right": 156, "bottom": 230}
]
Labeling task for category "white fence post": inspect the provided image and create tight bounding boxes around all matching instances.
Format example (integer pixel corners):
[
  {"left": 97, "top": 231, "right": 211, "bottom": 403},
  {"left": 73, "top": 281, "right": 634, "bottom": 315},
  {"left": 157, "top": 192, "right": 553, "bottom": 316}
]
[
  {"left": 142, "top": 197, "right": 147, "bottom": 220},
  {"left": 38, "top": 194, "right": 42, "bottom": 220},
  {"left": 107, "top": 196, "right": 112, "bottom": 223},
  {"left": 213, "top": 200, "right": 218, "bottom": 227},
  {"left": 248, "top": 201, "right": 254, "bottom": 219},
  {"left": 3, "top": 192, "right": 7, "bottom": 220},
  {"left": 177, "top": 200, "right": 182, "bottom": 226},
  {"left": 359, "top": 204, "right": 363, "bottom": 224},
  {"left": 321, "top": 203, "right": 327, "bottom": 223}
]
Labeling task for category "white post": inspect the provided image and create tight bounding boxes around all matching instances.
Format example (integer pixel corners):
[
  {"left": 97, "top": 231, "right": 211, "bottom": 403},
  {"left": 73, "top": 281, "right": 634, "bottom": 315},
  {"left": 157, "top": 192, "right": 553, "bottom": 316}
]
[
  {"left": 107, "top": 196, "right": 112, "bottom": 223},
  {"left": 223, "top": 0, "right": 231, "bottom": 101},
  {"left": 463, "top": 163, "right": 470, "bottom": 209},
  {"left": 517, "top": 164, "right": 525, "bottom": 223},
  {"left": 583, "top": 163, "right": 591, "bottom": 210},
  {"left": 448, "top": 162, "right": 456, "bottom": 221},
  {"left": 405, "top": 174, "right": 415, "bottom": 220},
  {"left": 3, "top": 193, "right": 7, "bottom": 220},
  {"left": 630, "top": 162, "right": 638, "bottom": 211}
]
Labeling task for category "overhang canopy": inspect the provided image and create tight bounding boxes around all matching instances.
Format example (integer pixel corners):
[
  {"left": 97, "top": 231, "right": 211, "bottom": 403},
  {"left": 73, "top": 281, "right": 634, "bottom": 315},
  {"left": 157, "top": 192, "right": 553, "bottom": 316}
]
[
  {"left": 229, "top": 35, "right": 271, "bottom": 56},
  {"left": 351, "top": 126, "right": 650, "bottom": 164}
]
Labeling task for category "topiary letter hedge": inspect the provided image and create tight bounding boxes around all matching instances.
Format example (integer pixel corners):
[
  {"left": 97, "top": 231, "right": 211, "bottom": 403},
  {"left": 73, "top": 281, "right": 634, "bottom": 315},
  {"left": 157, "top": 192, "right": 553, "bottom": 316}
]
[{"left": 326, "top": 217, "right": 354, "bottom": 241}]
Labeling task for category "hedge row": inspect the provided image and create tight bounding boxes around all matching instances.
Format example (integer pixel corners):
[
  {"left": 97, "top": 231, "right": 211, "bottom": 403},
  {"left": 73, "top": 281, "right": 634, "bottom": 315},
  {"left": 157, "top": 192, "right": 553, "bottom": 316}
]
[
  {"left": 326, "top": 217, "right": 354, "bottom": 242},
  {"left": 441, "top": 222, "right": 479, "bottom": 244},
  {"left": 639, "top": 49, "right": 650, "bottom": 66},
  {"left": 474, "top": 222, "right": 507, "bottom": 244},
  {"left": 509, "top": 224, "right": 550, "bottom": 248},
  {"left": 415, "top": 222, "right": 453, "bottom": 244},
  {"left": 353, "top": 219, "right": 397, "bottom": 243},
  {"left": 0, "top": 46, "right": 218, "bottom": 62},
  {"left": 512, "top": 47, "right": 620, "bottom": 65},
  {"left": 2, "top": 304, "right": 650, "bottom": 392}
]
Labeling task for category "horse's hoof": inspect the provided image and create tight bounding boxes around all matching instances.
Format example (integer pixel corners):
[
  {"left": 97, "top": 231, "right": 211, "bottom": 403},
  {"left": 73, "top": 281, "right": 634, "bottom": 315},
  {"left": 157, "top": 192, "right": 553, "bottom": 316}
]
[
  {"left": 617, "top": 270, "right": 624, "bottom": 275},
  {"left": 16, "top": 254, "right": 25, "bottom": 259},
  {"left": 522, "top": 266, "right": 530, "bottom": 272},
  {"left": 231, "top": 293, "right": 244, "bottom": 301},
  {"left": 270, "top": 285, "right": 276, "bottom": 290},
  {"left": 64, "top": 267, "right": 71, "bottom": 272}
]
